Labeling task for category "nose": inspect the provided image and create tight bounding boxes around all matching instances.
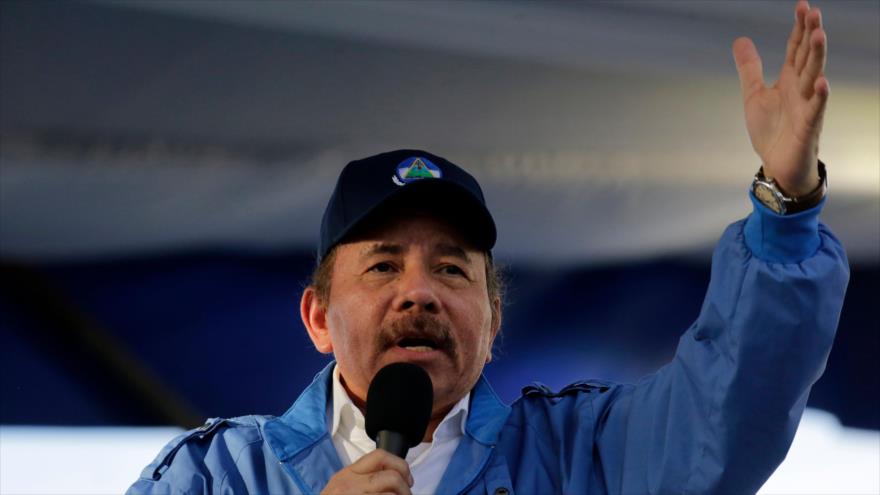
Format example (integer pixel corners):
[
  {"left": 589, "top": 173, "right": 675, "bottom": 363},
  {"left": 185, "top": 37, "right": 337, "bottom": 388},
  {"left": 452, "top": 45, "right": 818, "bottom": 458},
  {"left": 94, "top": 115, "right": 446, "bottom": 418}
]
[{"left": 394, "top": 267, "right": 441, "bottom": 314}]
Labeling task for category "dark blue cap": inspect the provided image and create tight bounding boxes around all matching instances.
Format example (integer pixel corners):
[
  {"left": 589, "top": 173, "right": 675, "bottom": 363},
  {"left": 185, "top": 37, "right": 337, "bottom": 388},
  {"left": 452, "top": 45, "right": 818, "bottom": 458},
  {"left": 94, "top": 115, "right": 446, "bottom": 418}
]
[{"left": 319, "top": 149, "right": 496, "bottom": 260}]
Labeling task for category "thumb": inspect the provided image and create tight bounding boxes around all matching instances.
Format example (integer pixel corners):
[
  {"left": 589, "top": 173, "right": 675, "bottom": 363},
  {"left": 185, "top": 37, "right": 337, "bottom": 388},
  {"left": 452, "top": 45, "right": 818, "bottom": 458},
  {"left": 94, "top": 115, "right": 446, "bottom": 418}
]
[{"left": 733, "top": 37, "right": 765, "bottom": 101}]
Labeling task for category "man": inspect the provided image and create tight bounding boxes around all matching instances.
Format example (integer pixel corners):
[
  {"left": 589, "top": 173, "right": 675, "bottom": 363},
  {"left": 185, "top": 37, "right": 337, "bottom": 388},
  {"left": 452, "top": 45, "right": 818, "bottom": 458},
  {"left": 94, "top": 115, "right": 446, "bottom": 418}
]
[{"left": 129, "top": 2, "right": 848, "bottom": 493}]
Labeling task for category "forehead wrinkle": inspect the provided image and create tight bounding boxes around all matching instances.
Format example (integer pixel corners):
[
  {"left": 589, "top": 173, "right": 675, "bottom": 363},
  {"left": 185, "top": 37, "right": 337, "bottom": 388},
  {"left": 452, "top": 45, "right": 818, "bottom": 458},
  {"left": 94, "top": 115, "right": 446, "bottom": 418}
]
[
  {"left": 359, "top": 242, "right": 404, "bottom": 261},
  {"left": 356, "top": 240, "right": 473, "bottom": 264}
]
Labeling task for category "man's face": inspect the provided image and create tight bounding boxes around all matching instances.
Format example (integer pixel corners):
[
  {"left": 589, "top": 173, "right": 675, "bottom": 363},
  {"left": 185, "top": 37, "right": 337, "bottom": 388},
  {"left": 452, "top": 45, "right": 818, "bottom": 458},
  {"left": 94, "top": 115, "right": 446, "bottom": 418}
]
[{"left": 302, "top": 213, "right": 500, "bottom": 418}]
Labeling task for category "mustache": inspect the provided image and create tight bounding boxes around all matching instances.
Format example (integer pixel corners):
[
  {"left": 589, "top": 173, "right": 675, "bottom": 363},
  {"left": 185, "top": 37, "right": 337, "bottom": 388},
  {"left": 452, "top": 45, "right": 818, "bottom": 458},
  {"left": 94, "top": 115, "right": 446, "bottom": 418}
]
[{"left": 376, "top": 314, "right": 457, "bottom": 357}]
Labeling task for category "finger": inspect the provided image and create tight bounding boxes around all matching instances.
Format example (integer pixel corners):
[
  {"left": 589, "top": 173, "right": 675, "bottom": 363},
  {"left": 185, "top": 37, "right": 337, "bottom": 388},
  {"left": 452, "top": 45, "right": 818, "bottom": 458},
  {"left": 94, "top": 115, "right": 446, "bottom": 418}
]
[
  {"left": 796, "top": 8, "right": 821, "bottom": 74},
  {"left": 799, "top": 28, "right": 827, "bottom": 98},
  {"left": 806, "top": 76, "right": 830, "bottom": 128},
  {"left": 351, "top": 450, "right": 413, "bottom": 486},
  {"left": 785, "top": 1, "right": 809, "bottom": 66},
  {"left": 366, "top": 470, "right": 412, "bottom": 495},
  {"left": 733, "top": 37, "right": 765, "bottom": 101}
]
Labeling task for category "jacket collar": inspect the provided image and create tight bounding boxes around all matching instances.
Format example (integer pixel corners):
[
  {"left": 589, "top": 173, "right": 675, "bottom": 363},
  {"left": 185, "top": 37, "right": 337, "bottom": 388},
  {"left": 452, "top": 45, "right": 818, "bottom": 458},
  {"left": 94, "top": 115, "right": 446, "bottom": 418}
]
[
  {"left": 267, "top": 362, "right": 335, "bottom": 460},
  {"left": 465, "top": 373, "right": 511, "bottom": 445},
  {"left": 274, "top": 362, "right": 510, "bottom": 445},
  {"left": 263, "top": 362, "right": 511, "bottom": 492},
  {"left": 435, "top": 374, "right": 511, "bottom": 495},
  {"left": 262, "top": 362, "right": 339, "bottom": 493}
]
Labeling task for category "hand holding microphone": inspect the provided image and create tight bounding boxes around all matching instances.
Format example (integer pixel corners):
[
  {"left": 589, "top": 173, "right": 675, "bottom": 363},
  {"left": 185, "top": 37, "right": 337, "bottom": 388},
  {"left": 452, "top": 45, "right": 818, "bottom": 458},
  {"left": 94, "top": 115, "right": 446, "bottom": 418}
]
[
  {"left": 320, "top": 449, "right": 414, "bottom": 495},
  {"left": 321, "top": 363, "right": 433, "bottom": 495}
]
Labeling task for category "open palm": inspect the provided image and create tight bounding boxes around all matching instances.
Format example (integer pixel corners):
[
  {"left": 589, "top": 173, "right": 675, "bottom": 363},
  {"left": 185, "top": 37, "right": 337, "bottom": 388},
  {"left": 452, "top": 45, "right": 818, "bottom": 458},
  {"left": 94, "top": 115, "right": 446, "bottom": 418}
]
[{"left": 733, "top": 1, "right": 828, "bottom": 196}]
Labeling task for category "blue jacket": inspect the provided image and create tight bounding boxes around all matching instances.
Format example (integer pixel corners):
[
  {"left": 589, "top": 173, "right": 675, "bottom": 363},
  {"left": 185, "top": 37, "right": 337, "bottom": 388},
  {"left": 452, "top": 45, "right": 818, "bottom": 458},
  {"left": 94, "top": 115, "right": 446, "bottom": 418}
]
[{"left": 129, "top": 196, "right": 849, "bottom": 494}]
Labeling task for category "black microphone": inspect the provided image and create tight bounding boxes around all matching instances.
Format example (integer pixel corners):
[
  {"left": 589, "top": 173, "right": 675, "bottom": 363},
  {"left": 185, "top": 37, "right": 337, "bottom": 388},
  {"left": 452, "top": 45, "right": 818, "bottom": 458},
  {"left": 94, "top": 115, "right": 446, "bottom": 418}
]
[{"left": 365, "top": 362, "right": 433, "bottom": 458}]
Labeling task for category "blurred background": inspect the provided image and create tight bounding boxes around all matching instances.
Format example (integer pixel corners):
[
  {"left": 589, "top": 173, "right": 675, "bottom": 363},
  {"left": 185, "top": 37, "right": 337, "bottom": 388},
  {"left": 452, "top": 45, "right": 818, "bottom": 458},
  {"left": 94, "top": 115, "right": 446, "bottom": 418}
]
[{"left": 1, "top": 0, "right": 877, "bottom": 493}]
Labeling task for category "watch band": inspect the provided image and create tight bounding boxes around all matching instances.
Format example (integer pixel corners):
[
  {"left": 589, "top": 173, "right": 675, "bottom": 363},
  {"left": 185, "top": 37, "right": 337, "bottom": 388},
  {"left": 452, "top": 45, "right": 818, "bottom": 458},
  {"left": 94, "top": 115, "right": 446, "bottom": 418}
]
[{"left": 752, "top": 161, "right": 827, "bottom": 214}]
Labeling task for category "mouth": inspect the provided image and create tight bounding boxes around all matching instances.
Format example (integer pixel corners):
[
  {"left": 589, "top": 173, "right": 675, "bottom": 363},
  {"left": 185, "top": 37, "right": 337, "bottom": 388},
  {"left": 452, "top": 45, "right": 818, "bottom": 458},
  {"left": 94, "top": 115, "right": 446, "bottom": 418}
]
[
  {"left": 394, "top": 336, "right": 440, "bottom": 353},
  {"left": 378, "top": 315, "right": 456, "bottom": 360}
]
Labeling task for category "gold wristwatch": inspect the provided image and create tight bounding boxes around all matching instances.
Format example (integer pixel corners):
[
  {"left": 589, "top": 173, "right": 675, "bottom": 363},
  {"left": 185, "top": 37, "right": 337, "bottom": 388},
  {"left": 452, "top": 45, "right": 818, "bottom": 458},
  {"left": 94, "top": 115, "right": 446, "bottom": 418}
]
[{"left": 752, "top": 161, "right": 827, "bottom": 215}]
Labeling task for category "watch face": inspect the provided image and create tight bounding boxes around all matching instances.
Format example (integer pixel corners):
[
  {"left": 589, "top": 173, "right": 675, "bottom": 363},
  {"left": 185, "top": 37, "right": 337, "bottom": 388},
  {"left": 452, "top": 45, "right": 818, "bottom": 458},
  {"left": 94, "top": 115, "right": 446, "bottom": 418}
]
[{"left": 754, "top": 183, "right": 784, "bottom": 213}]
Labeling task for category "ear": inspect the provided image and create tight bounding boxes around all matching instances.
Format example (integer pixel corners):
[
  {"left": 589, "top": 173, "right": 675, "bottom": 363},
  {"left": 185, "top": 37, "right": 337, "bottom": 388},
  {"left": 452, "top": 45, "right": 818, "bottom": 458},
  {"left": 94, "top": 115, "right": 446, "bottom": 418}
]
[
  {"left": 301, "top": 287, "right": 333, "bottom": 354},
  {"left": 486, "top": 296, "right": 503, "bottom": 363}
]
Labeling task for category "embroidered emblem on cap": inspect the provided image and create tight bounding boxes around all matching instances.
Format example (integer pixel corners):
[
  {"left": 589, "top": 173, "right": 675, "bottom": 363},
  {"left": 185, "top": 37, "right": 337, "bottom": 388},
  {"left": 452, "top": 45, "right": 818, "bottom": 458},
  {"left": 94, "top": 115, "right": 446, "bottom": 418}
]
[{"left": 392, "top": 157, "right": 442, "bottom": 186}]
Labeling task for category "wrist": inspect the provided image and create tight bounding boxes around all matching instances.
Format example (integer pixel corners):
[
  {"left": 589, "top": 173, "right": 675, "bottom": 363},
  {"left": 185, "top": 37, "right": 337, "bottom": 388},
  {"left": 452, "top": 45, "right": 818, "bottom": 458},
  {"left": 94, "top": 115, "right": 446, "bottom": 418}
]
[
  {"left": 752, "top": 161, "right": 827, "bottom": 215},
  {"left": 744, "top": 191, "right": 824, "bottom": 263},
  {"left": 763, "top": 158, "right": 821, "bottom": 197}
]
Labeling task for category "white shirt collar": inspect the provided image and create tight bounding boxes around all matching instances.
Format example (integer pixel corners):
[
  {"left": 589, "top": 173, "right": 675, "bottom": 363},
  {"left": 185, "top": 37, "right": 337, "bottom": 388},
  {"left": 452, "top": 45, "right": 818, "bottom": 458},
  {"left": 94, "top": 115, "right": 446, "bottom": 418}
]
[{"left": 329, "top": 365, "right": 469, "bottom": 447}]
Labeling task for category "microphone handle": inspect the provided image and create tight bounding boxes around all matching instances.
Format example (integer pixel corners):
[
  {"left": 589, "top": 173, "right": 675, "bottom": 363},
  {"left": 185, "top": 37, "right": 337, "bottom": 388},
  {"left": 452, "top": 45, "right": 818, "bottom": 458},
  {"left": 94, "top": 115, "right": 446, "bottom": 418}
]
[{"left": 376, "top": 430, "right": 409, "bottom": 458}]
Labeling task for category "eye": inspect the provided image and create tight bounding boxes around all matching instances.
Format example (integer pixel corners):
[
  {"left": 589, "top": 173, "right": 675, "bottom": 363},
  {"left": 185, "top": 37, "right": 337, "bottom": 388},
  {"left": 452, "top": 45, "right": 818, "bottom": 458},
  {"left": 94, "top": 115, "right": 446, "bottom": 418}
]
[
  {"left": 368, "top": 262, "right": 395, "bottom": 273},
  {"left": 439, "top": 264, "right": 467, "bottom": 277}
]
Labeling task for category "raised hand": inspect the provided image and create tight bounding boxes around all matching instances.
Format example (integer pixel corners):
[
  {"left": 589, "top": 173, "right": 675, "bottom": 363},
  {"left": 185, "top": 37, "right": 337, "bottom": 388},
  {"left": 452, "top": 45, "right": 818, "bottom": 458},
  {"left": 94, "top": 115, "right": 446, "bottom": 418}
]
[{"left": 733, "top": 1, "right": 828, "bottom": 197}]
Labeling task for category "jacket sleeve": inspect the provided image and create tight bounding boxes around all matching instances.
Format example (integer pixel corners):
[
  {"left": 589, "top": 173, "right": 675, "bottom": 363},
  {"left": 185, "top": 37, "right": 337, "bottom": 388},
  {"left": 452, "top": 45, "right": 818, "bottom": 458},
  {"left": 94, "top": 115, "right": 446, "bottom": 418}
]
[{"left": 594, "top": 192, "right": 849, "bottom": 494}]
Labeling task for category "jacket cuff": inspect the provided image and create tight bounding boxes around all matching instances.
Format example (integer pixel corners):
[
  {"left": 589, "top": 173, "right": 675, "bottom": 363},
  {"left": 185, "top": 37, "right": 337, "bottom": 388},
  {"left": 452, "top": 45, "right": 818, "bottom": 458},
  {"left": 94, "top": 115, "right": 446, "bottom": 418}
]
[{"left": 744, "top": 190, "right": 826, "bottom": 263}]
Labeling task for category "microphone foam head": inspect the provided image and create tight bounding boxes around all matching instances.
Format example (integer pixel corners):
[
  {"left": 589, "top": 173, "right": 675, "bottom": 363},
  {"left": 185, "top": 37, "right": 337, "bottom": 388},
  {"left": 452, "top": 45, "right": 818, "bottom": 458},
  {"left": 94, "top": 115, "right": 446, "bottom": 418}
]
[{"left": 365, "top": 362, "right": 434, "bottom": 448}]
